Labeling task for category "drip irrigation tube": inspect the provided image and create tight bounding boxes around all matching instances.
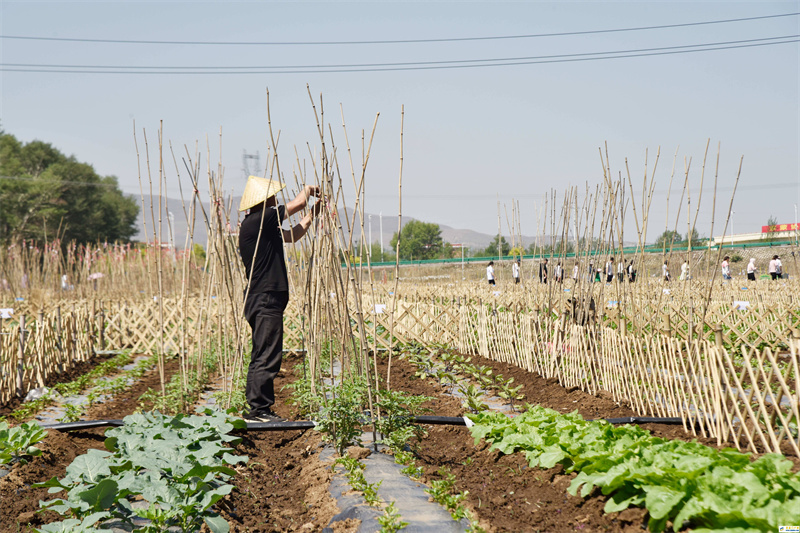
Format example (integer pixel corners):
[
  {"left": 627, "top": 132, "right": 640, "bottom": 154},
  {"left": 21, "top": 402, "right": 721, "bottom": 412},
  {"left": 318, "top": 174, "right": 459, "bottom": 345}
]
[{"left": 37, "top": 414, "right": 688, "bottom": 432}]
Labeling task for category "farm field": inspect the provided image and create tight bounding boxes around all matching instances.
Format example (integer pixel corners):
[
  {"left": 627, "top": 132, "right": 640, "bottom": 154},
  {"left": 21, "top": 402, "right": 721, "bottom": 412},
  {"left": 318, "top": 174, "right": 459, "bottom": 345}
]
[{"left": 2, "top": 101, "right": 800, "bottom": 533}]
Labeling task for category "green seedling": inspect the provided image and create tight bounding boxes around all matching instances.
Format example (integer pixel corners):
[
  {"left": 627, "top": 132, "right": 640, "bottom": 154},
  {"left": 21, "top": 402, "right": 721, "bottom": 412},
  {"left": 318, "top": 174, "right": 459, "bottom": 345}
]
[
  {"left": 0, "top": 420, "right": 47, "bottom": 466},
  {"left": 378, "top": 501, "right": 408, "bottom": 533}
]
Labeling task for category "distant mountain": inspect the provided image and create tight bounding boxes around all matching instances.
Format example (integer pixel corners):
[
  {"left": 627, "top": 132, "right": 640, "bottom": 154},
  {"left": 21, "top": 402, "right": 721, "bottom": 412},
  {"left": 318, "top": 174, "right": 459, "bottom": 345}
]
[{"left": 133, "top": 195, "right": 541, "bottom": 252}]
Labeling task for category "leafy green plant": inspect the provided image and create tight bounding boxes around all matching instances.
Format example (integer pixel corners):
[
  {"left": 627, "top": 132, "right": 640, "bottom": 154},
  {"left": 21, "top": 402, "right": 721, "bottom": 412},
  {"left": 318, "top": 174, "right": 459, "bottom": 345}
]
[
  {"left": 458, "top": 384, "right": 489, "bottom": 414},
  {"left": 426, "top": 468, "right": 467, "bottom": 517},
  {"left": 58, "top": 403, "right": 85, "bottom": 423},
  {"left": 316, "top": 378, "right": 368, "bottom": 456},
  {"left": 0, "top": 420, "right": 47, "bottom": 466},
  {"left": 333, "top": 456, "right": 383, "bottom": 508},
  {"left": 374, "top": 389, "right": 431, "bottom": 452},
  {"left": 36, "top": 409, "right": 246, "bottom": 533},
  {"left": 378, "top": 501, "right": 408, "bottom": 532},
  {"left": 495, "top": 377, "right": 524, "bottom": 412},
  {"left": 469, "top": 406, "right": 800, "bottom": 532}
]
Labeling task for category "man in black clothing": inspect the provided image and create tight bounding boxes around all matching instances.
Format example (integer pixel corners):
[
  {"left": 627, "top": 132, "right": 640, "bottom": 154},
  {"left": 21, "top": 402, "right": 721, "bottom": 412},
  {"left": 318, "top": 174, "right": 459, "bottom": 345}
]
[
  {"left": 238, "top": 176, "right": 321, "bottom": 423},
  {"left": 538, "top": 258, "right": 548, "bottom": 283}
]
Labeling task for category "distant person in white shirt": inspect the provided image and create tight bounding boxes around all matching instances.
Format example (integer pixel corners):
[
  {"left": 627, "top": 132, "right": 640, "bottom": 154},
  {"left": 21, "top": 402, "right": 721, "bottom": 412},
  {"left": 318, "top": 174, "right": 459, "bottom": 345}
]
[
  {"left": 511, "top": 260, "right": 520, "bottom": 284},
  {"left": 487, "top": 261, "right": 496, "bottom": 285},
  {"left": 747, "top": 258, "right": 757, "bottom": 281},
  {"left": 721, "top": 256, "right": 731, "bottom": 280},
  {"left": 617, "top": 259, "right": 625, "bottom": 281},
  {"left": 555, "top": 261, "right": 563, "bottom": 283},
  {"left": 768, "top": 255, "right": 781, "bottom": 280},
  {"left": 680, "top": 260, "right": 689, "bottom": 281},
  {"left": 605, "top": 257, "right": 614, "bottom": 283},
  {"left": 662, "top": 260, "right": 671, "bottom": 282},
  {"left": 572, "top": 263, "right": 579, "bottom": 282}
]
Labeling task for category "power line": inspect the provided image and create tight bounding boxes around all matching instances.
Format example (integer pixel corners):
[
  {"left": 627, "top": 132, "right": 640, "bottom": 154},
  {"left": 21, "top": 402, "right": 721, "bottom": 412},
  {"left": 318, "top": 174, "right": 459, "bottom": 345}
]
[
  {"left": 3, "top": 35, "right": 796, "bottom": 71},
  {"left": 1, "top": 12, "right": 797, "bottom": 46},
  {"left": 2, "top": 37, "right": 797, "bottom": 74}
]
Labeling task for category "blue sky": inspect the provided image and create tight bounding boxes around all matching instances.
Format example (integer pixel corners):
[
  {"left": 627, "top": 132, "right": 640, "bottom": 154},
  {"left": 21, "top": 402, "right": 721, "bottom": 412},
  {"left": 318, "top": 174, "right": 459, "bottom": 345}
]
[{"left": 1, "top": 1, "right": 798, "bottom": 243}]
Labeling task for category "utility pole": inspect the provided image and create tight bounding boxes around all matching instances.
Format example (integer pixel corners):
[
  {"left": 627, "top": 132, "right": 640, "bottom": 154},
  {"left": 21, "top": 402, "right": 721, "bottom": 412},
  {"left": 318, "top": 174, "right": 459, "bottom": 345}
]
[
  {"left": 242, "top": 150, "right": 260, "bottom": 179},
  {"left": 497, "top": 195, "right": 501, "bottom": 261}
]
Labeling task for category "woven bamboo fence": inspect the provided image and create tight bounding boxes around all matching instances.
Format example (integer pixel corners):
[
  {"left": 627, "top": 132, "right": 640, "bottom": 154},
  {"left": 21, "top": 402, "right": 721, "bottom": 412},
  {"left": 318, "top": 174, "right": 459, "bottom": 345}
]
[{"left": 3, "top": 292, "right": 798, "bottom": 458}]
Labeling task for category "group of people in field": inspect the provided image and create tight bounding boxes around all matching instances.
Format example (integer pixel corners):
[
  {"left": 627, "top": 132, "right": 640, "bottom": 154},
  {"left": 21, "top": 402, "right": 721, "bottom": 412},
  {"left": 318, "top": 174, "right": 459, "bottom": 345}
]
[
  {"left": 486, "top": 256, "right": 637, "bottom": 285},
  {"left": 487, "top": 253, "right": 787, "bottom": 286},
  {"left": 720, "top": 254, "right": 784, "bottom": 281}
]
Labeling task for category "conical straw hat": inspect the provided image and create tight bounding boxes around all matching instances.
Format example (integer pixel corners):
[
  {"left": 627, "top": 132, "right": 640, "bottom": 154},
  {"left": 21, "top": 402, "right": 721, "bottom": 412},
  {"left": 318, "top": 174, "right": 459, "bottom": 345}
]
[{"left": 239, "top": 175, "right": 286, "bottom": 211}]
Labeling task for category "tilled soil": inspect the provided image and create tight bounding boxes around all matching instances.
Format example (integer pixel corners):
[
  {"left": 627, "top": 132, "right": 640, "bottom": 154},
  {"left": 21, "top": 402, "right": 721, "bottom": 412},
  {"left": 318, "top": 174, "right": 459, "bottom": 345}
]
[
  {"left": 1, "top": 347, "right": 793, "bottom": 533},
  {"left": 375, "top": 352, "right": 717, "bottom": 533},
  {"left": 223, "top": 353, "right": 339, "bottom": 533},
  {"left": 0, "top": 353, "right": 339, "bottom": 533},
  {"left": 0, "top": 357, "right": 182, "bottom": 531},
  {"left": 0, "top": 352, "right": 118, "bottom": 416}
]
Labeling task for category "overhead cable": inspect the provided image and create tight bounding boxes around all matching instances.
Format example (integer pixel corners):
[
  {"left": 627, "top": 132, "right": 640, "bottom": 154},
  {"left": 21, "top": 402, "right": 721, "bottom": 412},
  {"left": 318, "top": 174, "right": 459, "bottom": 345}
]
[
  {"left": 1, "top": 12, "right": 797, "bottom": 46},
  {"left": 2, "top": 34, "right": 795, "bottom": 71},
  {"left": 2, "top": 36, "right": 798, "bottom": 74}
]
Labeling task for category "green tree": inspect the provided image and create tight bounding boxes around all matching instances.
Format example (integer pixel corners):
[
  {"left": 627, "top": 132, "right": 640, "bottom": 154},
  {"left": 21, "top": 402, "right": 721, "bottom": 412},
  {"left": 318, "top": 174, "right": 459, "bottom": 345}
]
[
  {"left": 192, "top": 243, "right": 207, "bottom": 265},
  {"left": 0, "top": 132, "right": 139, "bottom": 244},
  {"left": 654, "top": 230, "right": 682, "bottom": 249},
  {"left": 684, "top": 227, "right": 703, "bottom": 246},
  {"left": 389, "top": 220, "right": 443, "bottom": 260},
  {"left": 481, "top": 234, "right": 510, "bottom": 258}
]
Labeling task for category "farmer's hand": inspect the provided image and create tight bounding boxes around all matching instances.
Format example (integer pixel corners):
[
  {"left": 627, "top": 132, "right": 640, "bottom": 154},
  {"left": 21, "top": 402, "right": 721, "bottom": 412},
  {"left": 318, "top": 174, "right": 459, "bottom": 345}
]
[
  {"left": 311, "top": 197, "right": 326, "bottom": 217},
  {"left": 304, "top": 185, "right": 320, "bottom": 199}
]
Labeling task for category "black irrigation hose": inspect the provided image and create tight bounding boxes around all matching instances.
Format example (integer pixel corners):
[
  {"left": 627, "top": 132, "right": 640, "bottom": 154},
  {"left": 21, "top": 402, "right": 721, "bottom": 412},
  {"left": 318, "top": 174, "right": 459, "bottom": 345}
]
[{"left": 37, "top": 415, "right": 688, "bottom": 432}]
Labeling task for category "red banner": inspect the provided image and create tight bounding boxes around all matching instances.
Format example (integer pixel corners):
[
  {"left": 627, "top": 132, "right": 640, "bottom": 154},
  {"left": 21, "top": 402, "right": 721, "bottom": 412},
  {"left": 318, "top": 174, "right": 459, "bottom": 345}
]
[{"left": 762, "top": 223, "right": 798, "bottom": 233}]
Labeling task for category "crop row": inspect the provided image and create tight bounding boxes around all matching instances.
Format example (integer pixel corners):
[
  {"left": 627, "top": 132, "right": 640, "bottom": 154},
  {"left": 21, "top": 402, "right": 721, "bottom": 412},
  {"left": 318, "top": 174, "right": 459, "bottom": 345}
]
[
  {"left": 468, "top": 406, "right": 800, "bottom": 532},
  {"left": 35, "top": 409, "right": 246, "bottom": 533}
]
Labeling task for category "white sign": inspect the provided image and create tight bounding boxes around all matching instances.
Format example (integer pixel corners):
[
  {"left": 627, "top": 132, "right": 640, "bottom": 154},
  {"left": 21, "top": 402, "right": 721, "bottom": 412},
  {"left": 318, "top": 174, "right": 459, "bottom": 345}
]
[
  {"left": 374, "top": 304, "right": 387, "bottom": 314},
  {"left": 0, "top": 308, "right": 13, "bottom": 319},
  {"left": 733, "top": 300, "right": 751, "bottom": 311}
]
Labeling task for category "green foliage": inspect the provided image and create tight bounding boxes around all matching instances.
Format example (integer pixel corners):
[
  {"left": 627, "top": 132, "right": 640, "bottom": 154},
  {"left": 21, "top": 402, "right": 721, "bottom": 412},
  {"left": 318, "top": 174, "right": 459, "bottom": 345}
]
[
  {"left": 389, "top": 220, "right": 443, "bottom": 260},
  {"left": 212, "top": 371, "right": 247, "bottom": 413},
  {"left": 478, "top": 234, "right": 510, "bottom": 258},
  {"left": 468, "top": 406, "right": 800, "bottom": 532},
  {"left": 654, "top": 230, "right": 683, "bottom": 249},
  {"left": 458, "top": 384, "right": 489, "bottom": 414},
  {"left": 36, "top": 409, "right": 246, "bottom": 533},
  {"left": 315, "top": 378, "right": 369, "bottom": 456},
  {"left": 0, "top": 420, "right": 47, "bottom": 466},
  {"left": 59, "top": 403, "right": 85, "bottom": 423},
  {"left": 192, "top": 243, "right": 207, "bottom": 265},
  {"left": 374, "top": 388, "right": 432, "bottom": 451},
  {"left": 0, "top": 132, "right": 139, "bottom": 244},
  {"left": 378, "top": 501, "right": 408, "bottom": 532},
  {"left": 424, "top": 466, "right": 485, "bottom": 531},
  {"left": 12, "top": 352, "right": 137, "bottom": 422},
  {"left": 333, "top": 456, "right": 383, "bottom": 507}
]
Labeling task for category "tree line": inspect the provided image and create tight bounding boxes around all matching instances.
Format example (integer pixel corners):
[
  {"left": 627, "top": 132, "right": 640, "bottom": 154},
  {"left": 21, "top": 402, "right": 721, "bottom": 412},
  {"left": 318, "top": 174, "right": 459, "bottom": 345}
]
[{"left": 0, "top": 130, "right": 139, "bottom": 245}]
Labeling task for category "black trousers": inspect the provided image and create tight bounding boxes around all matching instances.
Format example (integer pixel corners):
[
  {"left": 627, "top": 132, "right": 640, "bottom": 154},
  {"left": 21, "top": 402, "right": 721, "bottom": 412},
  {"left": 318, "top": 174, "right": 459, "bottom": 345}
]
[{"left": 244, "top": 291, "right": 289, "bottom": 414}]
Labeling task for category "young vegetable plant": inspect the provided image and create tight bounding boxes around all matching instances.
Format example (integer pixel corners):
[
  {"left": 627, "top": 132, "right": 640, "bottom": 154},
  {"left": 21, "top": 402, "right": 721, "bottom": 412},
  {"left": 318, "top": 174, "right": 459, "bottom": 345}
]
[
  {"left": 0, "top": 420, "right": 47, "bottom": 467},
  {"left": 458, "top": 384, "right": 489, "bottom": 414},
  {"left": 316, "top": 378, "right": 368, "bottom": 456},
  {"left": 36, "top": 409, "right": 246, "bottom": 533},
  {"left": 469, "top": 406, "right": 800, "bottom": 533},
  {"left": 495, "top": 378, "right": 524, "bottom": 412},
  {"left": 374, "top": 388, "right": 432, "bottom": 452},
  {"left": 378, "top": 501, "right": 408, "bottom": 533}
]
